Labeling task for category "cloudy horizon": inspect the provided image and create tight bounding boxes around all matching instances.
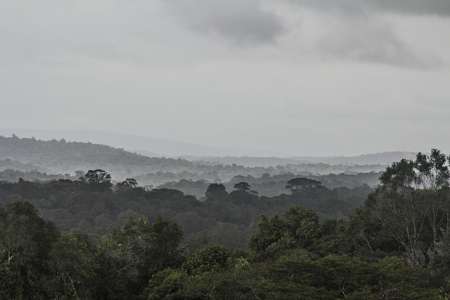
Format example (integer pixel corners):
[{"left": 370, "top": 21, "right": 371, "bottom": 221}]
[{"left": 1, "top": 0, "right": 449, "bottom": 156}]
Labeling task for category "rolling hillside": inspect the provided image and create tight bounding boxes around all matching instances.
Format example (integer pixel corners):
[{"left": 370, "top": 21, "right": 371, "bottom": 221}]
[{"left": 0, "top": 135, "right": 195, "bottom": 178}]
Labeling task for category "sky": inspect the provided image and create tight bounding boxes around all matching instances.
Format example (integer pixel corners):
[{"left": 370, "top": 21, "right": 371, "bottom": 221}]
[{"left": 1, "top": 0, "right": 450, "bottom": 156}]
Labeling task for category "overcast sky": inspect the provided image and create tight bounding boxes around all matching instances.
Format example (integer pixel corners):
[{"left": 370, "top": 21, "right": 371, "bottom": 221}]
[{"left": 1, "top": 0, "right": 449, "bottom": 156}]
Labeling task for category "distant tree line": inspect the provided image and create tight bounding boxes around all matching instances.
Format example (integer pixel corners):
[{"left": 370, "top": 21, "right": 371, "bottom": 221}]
[
  {"left": 159, "top": 172, "right": 380, "bottom": 199},
  {"left": 0, "top": 170, "right": 370, "bottom": 249}
]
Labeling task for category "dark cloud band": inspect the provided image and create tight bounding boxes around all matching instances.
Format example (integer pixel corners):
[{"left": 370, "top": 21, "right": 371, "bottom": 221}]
[
  {"left": 164, "top": 0, "right": 284, "bottom": 46},
  {"left": 294, "top": 0, "right": 450, "bottom": 16}
]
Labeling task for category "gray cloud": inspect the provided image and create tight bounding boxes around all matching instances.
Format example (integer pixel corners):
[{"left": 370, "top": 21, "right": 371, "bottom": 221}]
[
  {"left": 293, "top": 0, "right": 450, "bottom": 16},
  {"left": 315, "top": 16, "right": 442, "bottom": 69},
  {"left": 163, "top": 0, "right": 445, "bottom": 67},
  {"left": 164, "top": 0, "right": 284, "bottom": 45},
  {"left": 1, "top": 0, "right": 450, "bottom": 156},
  {"left": 370, "top": 0, "right": 450, "bottom": 16}
]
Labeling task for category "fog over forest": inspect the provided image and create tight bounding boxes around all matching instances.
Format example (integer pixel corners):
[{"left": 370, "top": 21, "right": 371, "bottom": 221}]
[{"left": 1, "top": 0, "right": 449, "bottom": 299}]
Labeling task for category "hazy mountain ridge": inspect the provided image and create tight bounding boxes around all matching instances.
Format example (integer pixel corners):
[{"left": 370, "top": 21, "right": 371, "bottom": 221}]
[
  {"left": 0, "top": 135, "right": 401, "bottom": 185},
  {"left": 0, "top": 129, "right": 262, "bottom": 157},
  {"left": 0, "top": 135, "right": 196, "bottom": 178}
]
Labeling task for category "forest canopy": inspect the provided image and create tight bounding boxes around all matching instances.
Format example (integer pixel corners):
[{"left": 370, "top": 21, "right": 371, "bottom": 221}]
[{"left": 1, "top": 149, "right": 450, "bottom": 299}]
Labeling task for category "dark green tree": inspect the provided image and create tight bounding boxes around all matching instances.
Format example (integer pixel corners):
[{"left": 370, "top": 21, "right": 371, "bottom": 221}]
[
  {"left": 116, "top": 178, "right": 138, "bottom": 191},
  {"left": 0, "top": 202, "right": 59, "bottom": 299},
  {"left": 250, "top": 207, "right": 321, "bottom": 259},
  {"left": 48, "top": 233, "right": 98, "bottom": 299},
  {"left": 183, "top": 246, "right": 231, "bottom": 275},
  {"left": 286, "top": 178, "right": 322, "bottom": 194},
  {"left": 368, "top": 149, "right": 450, "bottom": 266},
  {"left": 104, "top": 217, "right": 183, "bottom": 297},
  {"left": 82, "top": 169, "right": 112, "bottom": 191},
  {"left": 234, "top": 182, "right": 251, "bottom": 193},
  {"left": 205, "top": 183, "right": 228, "bottom": 201}
]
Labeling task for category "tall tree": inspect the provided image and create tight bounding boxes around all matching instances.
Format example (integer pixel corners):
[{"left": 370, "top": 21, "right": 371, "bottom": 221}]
[
  {"left": 205, "top": 183, "right": 228, "bottom": 201},
  {"left": 286, "top": 178, "right": 322, "bottom": 194},
  {"left": 368, "top": 149, "right": 450, "bottom": 266}
]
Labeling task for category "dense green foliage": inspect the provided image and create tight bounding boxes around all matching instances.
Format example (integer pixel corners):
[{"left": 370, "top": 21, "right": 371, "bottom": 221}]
[
  {"left": 1, "top": 149, "right": 450, "bottom": 299},
  {"left": 0, "top": 173, "right": 369, "bottom": 250},
  {"left": 160, "top": 172, "right": 379, "bottom": 198}
]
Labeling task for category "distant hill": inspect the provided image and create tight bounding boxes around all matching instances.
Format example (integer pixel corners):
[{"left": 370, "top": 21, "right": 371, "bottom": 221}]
[
  {"left": 0, "top": 135, "right": 196, "bottom": 178},
  {"left": 0, "top": 129, "right": 262, "bottom": 157},
  {"left": 0, "top": 135, "right": 401, "bottom": 185}
]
